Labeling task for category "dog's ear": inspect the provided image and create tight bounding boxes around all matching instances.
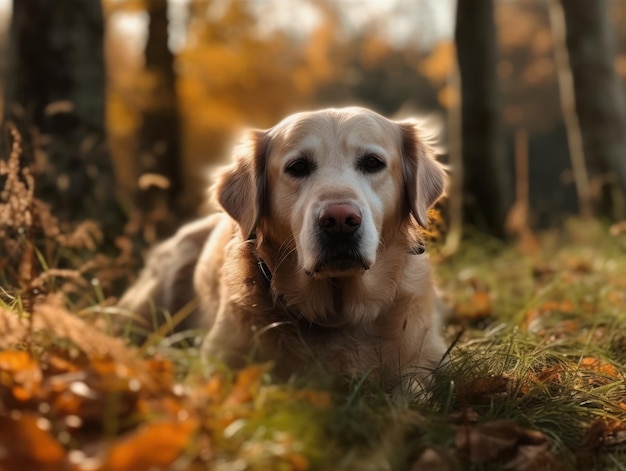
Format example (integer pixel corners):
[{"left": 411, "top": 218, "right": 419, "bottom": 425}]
[
  {"left": 212, "top": 130, "right": 269, "bottom": 239},
  {"left": 399, "top": 121, "right": 447, "bottom": 227}
]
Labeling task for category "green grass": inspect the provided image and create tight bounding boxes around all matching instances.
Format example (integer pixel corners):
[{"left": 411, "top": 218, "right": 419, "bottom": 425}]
[{"left": 1, "top": 219, "right": 626, "bottom": 470}]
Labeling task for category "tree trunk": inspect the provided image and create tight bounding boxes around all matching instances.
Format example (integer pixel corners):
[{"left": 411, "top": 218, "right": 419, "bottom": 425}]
[
  {"left": 560, "top": 0, "right": 626, "bottom": 217},
  {"left": 136, "top": 0, "right": 183, "bottom": 241},
  {"left": 3, "top": 0, "right": 121, "bottom": 228},
  {"left": 455, "top": 0, "right": 512, "bottom": 237},
  {"left": 547, "top": 0, "right": 593, "bottom": 219}
]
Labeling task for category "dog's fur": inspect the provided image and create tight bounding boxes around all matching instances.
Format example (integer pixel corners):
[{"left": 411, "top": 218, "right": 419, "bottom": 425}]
[{"left": 118, "top": 107, "right": 448, "bottom": 388}]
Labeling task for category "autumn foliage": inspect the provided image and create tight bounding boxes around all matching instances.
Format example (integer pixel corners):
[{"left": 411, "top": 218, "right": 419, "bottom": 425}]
[
  {"left": 1, "top": 119, "right": 626, "bottom": 469},
  {"left": 3, "top": 1, "right": 626, "bottom": 469}
]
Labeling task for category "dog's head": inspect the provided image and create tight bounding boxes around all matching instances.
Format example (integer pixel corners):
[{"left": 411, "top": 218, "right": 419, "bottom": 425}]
[{"left": 213, "top": 107, "right": 446, "bottom": 279}]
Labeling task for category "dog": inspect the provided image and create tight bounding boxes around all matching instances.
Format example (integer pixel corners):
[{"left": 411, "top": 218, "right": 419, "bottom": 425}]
[{"left": 118, "top": 107, "right": 448, "bottom": 389}]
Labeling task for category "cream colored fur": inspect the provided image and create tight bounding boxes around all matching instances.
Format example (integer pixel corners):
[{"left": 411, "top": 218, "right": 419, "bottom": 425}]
[{"left": 118, "top": 107, "right": 448, "bottom": 389}]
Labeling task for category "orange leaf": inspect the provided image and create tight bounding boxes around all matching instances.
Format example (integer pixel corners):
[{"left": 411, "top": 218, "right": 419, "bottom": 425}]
[
  {"left": 454, "top": 291, "right": 493, "bottom": 322},
  {"left": 581, "top": 417, "right": 626, "bottom": 451},
  {"left": 285, "top": 452, "right": 310, "bottom": 471},
  {"left": 580, "top": 357, "right": 620, "bottom": 378},
  {"left": 457, "top": 376, "right": 512, "bottom": 403},
  {"left": 44, "top": 354, "right": 80, "bottom": 375},
  {"left": 0, "top": 413, "right": 66, "bottom": 471},
  {"left": 0, "top": 350, "right": 42, "bottom": 401},
  {"left": 105, "top": 419, "right": 198, "bottom": 471},
  {"left": 293, "top": 389, "right": 333, "bottom": 409},
  {"left": 536, "top": 364, "right": 565, "bottom": 384},
  {"left": 204, "top": 373, "right": 228, "bottom": 404},
  {"left": 224, "top": 365, "right": 266, "bottom": 406}
]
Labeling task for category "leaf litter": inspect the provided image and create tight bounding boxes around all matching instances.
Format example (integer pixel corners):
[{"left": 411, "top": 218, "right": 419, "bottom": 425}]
[{"left": 3, "top": 131, "right": 626, "bottom": 469}]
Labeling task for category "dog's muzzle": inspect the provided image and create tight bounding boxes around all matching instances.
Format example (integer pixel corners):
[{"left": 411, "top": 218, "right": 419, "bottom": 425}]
[{"left": 312, "top": 203, "right": 369, "bottom": 276}]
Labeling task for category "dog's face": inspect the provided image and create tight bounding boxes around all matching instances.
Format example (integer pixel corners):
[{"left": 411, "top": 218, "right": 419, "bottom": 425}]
[{"left": 214, "top": 107, "right": 446, "bottom": 279}]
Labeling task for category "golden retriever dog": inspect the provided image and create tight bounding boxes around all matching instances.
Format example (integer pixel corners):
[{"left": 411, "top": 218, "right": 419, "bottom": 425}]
[{"left": 118, "top": 107, "right": 448, "bottom": 389}]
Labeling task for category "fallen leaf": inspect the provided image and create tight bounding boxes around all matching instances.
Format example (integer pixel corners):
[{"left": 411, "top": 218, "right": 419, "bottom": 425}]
[
  {"left": 43, "top": 353, "right": 81, "bottom": 375},
  {"left": 284, "top": 451, "right": 310, "bottom": 471},
  {"left": 535, "top": 364, "right": 565, "bottom": 384},
  {"left": 578, "top": 417, "right": 626, "bottom": 466},
  {"left": 505, "top": 439, "right": 558, "bottom": 471},
  {"left": 104, "top": 419, "right": 198, "bottom": 471},
  {"left": 0, "top": 413, "right": 66, "bottom": 471},
  {"left": 453, "top": 291, "right": 493, "bottom": 322},
  {"left": 457, "top": 375, "right": 512, "bottom": 403},
  {"left": 0, "top": 350, "right": 42, "bottom": 401},
  {"left": 580, "top": 357, "right": 620, "bottom": 378},
  {"left": 224, "top": 365, "right": 266, "bottom": 406},
  {"left": 581, "top": 417, "right": 626, "bottom": 448},
  {"left": 456, "top": 420, "right": 555, "bottom": 469},
  {"left": 292, "top": 389, "right": 333, "bottom": 409},
  {"left": 579, "top": 357, "right": 621, "bottom": 386},
  {"left": 412, "top": 448, "right": 456, "bottom": 471},
  {"left": 519, "top": 363, "right": 567, "bottom": 395}
]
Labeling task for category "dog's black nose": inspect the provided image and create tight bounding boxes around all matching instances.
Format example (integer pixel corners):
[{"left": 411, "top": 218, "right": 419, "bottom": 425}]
[{"left": 319, "top": 204, "right": 362, "bottom": 235}]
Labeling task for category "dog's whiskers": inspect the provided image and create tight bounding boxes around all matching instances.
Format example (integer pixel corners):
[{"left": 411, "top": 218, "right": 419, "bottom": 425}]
[{"left": 274, "top": 236, "right": 297, "bottom": 272}]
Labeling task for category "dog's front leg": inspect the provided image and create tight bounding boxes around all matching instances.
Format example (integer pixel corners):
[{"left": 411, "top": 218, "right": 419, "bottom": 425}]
[{"left": 201, "top": 305, "right": 255, "bottom": 369}]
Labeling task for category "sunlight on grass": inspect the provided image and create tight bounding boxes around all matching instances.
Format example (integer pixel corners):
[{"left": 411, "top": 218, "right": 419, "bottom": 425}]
[{"left": 1, "top": 213, "right": 626, "bottom": 469}]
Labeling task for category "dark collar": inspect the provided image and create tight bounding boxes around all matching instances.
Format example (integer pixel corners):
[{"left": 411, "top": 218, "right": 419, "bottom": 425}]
[
  {"left": 408, "top": 242, "right": 426, "bottom": 255},
  {"left": 249, "top": 233, "right": 273, "bottom": 285},
  {"left": 257, "top": 258, "right": 273, "bottom": 284}
]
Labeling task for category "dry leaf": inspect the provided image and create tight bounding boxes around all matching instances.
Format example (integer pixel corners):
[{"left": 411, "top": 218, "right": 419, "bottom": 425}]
[
  {"left": 0, "top": 350, "right": 43, "bottom": 401},
  {"left": 580, "top": 357, "right": 620, "bottom": 378},
  {"left": 412, "top": 448, "right": 456, "bottom": 471},
  {"left": 536, "top": 364, "right": 564, "bottom": 384},
  {"left": 453, "top": 291, "right": 493, "bottom": 322},
  {"left": 579, "top": 357, "right": 621, "bottom": 386},
  {"left": 104, "top": 419, "right": 198, "bottom": 471},
  {"left": 292, "top": 389, "right": 333, "bottom": 409},
  {"left": 224, "top": 365, "right": 266, "bottom": 406},
  {"left": 456, "top": 420, "right": 554, "bottom": 469},
  {"left": 0, "top": 413, "right": 66, "bottom": 471},
  {"left": 457, "top": 375, "right": 512, "bottom": 403},
  {"left": 578, "top": 417, "right": 626, "bottom": 466}
]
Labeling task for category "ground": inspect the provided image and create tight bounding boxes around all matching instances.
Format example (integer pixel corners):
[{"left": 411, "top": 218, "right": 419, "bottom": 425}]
[{"left": 2, "top": 142, "right": 626, "bottom": 470}]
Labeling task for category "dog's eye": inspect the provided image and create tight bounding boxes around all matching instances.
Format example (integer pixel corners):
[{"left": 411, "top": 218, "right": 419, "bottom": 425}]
[
  {"left": 358, "top": 154, "right": 386, "bottom": 174},
  {"left": 285, "top": 158, "right": 315, "bottom": 178}
]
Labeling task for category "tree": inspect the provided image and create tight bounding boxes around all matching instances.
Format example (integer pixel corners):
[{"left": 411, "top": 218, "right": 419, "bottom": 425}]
[
  {"left": 136, "top": 0, "right": 183, "bottom": 240},
  {"left": 560, "top": 0, "right": 626, "bottom": 217},
  {"left": 3, "top": 0, "right": 121, "bottom": 228},
  {"left": 455, "top": 0, "right": 513, "bottom": 237}
]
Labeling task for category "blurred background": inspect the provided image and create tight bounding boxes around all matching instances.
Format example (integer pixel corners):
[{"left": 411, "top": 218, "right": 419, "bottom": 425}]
[{"left": 2, "top": 0, "right": 626, "bottom": 246}]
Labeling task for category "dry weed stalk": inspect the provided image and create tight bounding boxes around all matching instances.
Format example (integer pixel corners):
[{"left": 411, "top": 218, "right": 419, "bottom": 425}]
[{"left": 0, "top": 123, "right": 133, "bottom": 316}]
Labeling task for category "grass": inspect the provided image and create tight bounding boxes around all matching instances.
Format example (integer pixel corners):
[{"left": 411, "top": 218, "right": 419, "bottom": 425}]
[
  {"left": 2, "top": 219, "right": 625, "bottom": 470},
  {"left": 428, "top": 221, "right": 626, "bottom": 469},
  {"left": 2, "top": 128, "right": 626, "bottom": 469}
]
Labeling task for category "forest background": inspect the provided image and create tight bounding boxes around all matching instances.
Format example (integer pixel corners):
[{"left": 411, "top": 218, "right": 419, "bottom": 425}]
[
  {"left": 4, "top": 0, "right": 626, "bottom": 241},
  {"left": 2, "top": 1, "right": 626, "bottom": 470}
]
